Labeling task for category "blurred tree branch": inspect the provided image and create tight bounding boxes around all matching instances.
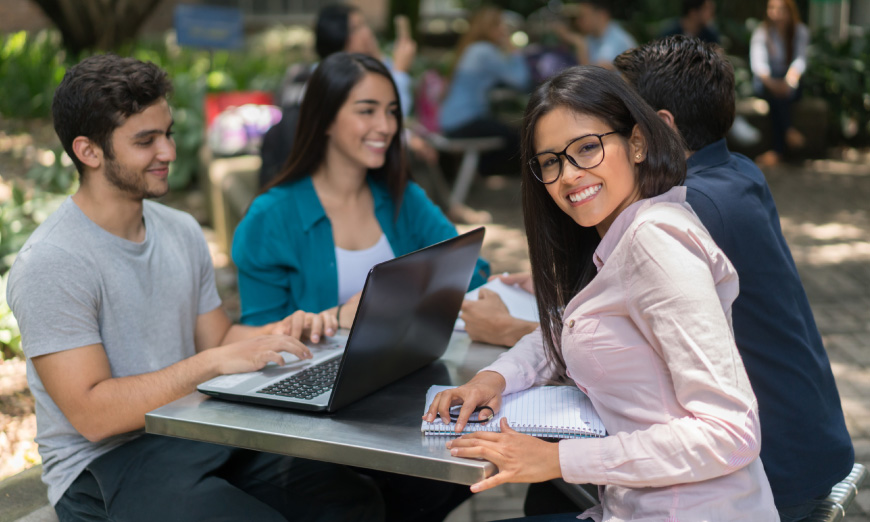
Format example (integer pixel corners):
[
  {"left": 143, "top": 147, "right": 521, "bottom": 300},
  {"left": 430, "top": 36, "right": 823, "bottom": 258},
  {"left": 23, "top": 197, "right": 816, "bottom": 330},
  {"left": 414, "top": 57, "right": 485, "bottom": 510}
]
[{"left": 30, "top": 0, "right": 162, "bottom": 53}]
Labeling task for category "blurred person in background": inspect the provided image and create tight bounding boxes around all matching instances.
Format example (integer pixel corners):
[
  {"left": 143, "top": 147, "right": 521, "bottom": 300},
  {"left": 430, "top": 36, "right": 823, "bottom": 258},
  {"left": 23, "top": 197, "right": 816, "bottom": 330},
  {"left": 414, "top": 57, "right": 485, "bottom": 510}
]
[
  {"left": 553, "top": 0, "right": 636, "bottom": 69},
  {"left": 260, "top": 3, "right": 431, "bottom": 187},
  {"left": 659, "top": 0, "right": 720, "bottom": 43},
  {"left": 439, "top": 6, "right": 531, "bottom": 176},
  {"left": 313, "top": 4, "right": 416, "bottom": 116},
  {"left": 751, "top": 0, "right": 809, "bottom": 167}
]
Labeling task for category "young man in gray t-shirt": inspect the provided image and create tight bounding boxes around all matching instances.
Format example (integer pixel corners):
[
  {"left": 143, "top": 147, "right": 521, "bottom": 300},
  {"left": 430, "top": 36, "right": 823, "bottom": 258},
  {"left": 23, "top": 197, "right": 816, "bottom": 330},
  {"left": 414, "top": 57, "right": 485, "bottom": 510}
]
[{"left": 6, "top": 54, "right": 381, "bottom": 521}]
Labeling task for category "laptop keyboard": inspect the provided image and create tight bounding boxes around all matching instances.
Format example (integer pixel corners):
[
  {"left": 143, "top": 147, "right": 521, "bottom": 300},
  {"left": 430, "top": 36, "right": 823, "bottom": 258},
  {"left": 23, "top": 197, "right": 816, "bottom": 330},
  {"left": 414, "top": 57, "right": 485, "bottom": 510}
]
[{"left": 258, "top": 357, "right": 341, "bottom": 400}]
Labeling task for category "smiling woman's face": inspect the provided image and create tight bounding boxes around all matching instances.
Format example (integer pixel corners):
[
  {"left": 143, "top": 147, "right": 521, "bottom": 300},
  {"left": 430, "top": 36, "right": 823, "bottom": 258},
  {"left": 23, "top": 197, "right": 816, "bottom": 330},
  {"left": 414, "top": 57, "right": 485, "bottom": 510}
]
[
  {"left": 325, "top": 72, "right": 398, "bottom": 173},
  {"left": 535, "top": 106, "right": 644, "bottom": 237}
]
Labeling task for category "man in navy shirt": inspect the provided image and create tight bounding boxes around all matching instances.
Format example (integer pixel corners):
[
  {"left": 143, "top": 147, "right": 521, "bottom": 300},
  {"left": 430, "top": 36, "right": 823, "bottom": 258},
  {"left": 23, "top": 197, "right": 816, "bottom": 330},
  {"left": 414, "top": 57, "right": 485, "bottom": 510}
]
[{"left": 614, "top": 35, "right": 853, "bottom": 521}]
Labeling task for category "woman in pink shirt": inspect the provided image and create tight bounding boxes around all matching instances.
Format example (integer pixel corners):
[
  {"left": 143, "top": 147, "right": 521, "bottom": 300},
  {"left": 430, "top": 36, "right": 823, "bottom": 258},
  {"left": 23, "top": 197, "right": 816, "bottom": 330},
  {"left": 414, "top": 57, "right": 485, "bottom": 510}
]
[{"left": 424, "top": 66, "right": 779, "bottom": 521}]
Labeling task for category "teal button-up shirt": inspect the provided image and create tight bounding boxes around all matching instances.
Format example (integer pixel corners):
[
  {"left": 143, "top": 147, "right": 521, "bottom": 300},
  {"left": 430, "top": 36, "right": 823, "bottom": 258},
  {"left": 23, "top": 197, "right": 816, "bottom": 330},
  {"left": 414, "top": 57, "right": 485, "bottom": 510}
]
[{"left": 232, "top": 176, "right": 490, "bottom": 325}]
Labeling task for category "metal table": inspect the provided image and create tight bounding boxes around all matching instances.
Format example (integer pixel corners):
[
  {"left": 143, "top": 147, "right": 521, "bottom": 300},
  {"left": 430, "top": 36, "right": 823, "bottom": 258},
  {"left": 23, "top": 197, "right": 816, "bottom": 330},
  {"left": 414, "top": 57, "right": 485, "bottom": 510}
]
[{"left": 145, "top": 333, "right": 504, "bottom": 485}]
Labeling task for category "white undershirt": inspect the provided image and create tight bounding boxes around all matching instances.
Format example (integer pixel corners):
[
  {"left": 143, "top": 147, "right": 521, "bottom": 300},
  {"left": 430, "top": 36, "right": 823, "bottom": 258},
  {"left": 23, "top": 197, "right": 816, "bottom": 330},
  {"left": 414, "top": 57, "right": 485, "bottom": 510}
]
[{"left": 335, "top": 234, "right": 395, "bottom": 304}]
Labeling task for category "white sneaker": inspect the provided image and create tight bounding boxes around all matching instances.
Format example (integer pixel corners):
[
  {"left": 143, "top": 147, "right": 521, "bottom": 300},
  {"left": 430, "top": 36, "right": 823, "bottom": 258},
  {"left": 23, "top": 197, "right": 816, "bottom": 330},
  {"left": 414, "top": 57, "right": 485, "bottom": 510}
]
[{"left": 729, "top": 115, "right": 762, "bottom": 146}]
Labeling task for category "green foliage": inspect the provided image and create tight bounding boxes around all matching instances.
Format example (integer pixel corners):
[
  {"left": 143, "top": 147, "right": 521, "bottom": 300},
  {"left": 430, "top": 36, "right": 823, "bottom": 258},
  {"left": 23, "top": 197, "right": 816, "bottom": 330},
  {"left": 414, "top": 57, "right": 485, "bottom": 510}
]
[
  {"left": 25, "top": 148, "right": 77, "bottom": 194},
  {"left": 803, "top": 29, "right": 870, "bottom": 145},
  {"left": 0, "top": 272, "right": 21, "bottom": 359},
  {"left": 0, "top": 31, "right": 68, "bottom": 119},
  {"left": 0, "top": 158, "right": 73, "bottom": 360}
]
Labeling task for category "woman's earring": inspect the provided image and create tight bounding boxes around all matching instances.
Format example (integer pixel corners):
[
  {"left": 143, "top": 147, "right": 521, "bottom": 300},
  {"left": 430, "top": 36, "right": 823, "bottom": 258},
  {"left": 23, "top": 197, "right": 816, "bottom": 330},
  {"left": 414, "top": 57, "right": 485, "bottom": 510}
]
[{"left": 635, "top": 153, "right": 643, "bottom": 161}]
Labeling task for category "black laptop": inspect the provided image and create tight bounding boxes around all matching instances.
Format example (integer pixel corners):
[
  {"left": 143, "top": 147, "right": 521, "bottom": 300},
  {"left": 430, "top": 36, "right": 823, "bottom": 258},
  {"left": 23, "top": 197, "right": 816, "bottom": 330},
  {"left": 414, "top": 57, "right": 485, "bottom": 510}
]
[{"left": 197, "top": 227, "right": 485, "bottom": 412}]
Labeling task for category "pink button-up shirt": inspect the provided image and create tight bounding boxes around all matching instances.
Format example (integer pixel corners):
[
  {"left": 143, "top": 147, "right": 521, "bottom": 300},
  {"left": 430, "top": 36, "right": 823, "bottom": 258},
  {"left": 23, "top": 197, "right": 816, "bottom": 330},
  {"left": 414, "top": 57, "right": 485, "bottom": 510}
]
[{"left": 484, "top": 187, "right": 778, "bottom": 521}]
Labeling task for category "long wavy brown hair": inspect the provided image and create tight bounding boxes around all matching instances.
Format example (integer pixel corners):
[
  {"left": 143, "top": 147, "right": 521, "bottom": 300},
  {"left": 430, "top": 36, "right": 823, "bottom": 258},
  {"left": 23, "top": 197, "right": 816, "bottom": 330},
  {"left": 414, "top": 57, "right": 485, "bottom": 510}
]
[
  {"left": 449, "top": 6, "right": 504, "bottom": 78},
  {"left": 764, "top": 0, "right": 802, "bottom": 66}
]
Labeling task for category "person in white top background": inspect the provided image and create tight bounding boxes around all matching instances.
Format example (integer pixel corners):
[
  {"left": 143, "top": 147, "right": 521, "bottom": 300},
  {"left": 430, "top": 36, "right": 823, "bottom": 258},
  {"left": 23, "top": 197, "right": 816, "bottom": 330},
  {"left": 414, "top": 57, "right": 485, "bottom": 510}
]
[{"left": 751, "top": 0, "right": 810, "bottom": 166}]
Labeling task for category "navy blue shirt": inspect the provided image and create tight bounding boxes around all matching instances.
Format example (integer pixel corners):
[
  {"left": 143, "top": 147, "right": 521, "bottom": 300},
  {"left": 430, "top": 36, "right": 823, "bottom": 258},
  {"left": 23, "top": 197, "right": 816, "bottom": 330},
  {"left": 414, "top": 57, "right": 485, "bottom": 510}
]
[{"left": 684, "top": 139, "right": 854, "bottom": 507}]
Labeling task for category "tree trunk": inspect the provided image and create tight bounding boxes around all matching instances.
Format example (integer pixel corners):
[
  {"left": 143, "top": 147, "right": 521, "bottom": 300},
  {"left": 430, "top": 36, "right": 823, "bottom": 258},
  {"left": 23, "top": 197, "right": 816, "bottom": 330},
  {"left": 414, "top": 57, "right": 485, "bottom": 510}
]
[{"left": 30, "top": 0, "right": 163, "bottom": 53}]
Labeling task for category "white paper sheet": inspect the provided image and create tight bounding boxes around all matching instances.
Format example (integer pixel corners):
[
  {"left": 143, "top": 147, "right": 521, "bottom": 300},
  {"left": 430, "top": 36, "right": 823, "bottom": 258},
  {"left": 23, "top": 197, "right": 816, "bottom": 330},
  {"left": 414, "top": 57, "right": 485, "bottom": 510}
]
[{"left": 456, "top": 278, "right": 539, "bottom": 330}]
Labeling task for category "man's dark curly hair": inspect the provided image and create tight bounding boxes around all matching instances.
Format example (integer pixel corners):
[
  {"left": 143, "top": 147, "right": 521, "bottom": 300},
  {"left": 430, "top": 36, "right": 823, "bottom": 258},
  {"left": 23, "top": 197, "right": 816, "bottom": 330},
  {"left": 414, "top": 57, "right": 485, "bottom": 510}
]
[
  {"left": 614, "top": 35, "right": 735, "bottom": 152},
  {"left": 52, "top": 54, "right": 172, "bottom": 177}
]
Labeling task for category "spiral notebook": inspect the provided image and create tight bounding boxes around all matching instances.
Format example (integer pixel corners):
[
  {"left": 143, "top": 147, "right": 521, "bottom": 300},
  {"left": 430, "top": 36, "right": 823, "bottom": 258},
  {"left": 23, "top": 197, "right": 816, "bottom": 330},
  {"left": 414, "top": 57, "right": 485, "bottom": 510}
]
[{"left": 421, "top": 385, "right": 606, "bottom": 439}]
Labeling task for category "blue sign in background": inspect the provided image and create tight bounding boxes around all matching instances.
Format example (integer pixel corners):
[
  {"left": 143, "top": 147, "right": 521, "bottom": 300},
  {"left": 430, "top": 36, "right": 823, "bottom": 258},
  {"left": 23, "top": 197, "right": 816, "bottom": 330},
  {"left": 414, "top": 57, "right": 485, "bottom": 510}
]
[{"left": 175, "top": 5, "right": 243, "bottom": 50}]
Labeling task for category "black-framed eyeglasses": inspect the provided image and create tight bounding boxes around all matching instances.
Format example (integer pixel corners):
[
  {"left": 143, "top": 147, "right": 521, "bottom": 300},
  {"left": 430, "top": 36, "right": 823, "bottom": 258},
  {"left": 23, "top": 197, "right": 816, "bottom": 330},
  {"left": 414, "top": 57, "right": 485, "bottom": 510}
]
[
  {"left": 528, "top": 130, "right": 623, "bottom": 184},
  {"left": 448, "top": 405, "right": 495, "bottom": 424}
]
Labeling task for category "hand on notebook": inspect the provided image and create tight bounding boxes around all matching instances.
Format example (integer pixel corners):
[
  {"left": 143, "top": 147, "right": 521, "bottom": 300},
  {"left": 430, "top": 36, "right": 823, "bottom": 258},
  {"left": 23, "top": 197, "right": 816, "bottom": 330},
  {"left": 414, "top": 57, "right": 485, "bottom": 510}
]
[
  {"left": 490, "top": 272, "right": 534, "bottom": 294},
  {"left": 267, "top": 309, "right": 338, "bottom": 344},
  {"left": 461, "top": 289, "right": 538, "bottom": 347},
  {"left": 423, "top": 371, "right": 506, "bottom": 433},
  {"left": 446, "top": 417, "right": 561, "bottom": 493},
  {"left": 210, "top": 335, "right": 312, "bottom": 375}
]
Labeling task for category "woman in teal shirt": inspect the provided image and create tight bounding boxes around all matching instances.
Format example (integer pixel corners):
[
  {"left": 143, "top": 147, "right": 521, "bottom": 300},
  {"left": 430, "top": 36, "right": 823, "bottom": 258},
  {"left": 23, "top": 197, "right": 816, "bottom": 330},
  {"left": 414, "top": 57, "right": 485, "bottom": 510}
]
[{"left": 233, "top": 53, "right": 489, "bottom": 330}]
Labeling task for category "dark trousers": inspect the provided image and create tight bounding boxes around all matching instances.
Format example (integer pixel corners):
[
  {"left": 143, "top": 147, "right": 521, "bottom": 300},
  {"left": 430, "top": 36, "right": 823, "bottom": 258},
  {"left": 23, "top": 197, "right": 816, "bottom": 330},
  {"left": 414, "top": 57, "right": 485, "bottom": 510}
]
[
  {"left": 444, "top": 117, "right": 522, "bottom": 176},
  {"left": 55, "top": 434, "right": 468, "bottom": 522},
  {"left": 756, "top": 79, "right": 802, "bottom": 155},
  {"left": 778, "top": 489, "right": 832, "bottom": 522}
]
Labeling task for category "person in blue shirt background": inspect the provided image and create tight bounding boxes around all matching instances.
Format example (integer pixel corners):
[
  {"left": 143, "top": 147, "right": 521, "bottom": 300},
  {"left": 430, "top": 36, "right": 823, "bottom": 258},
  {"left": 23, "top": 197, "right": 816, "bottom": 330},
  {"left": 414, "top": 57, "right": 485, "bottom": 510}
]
[
  {"left": 553, "top": 0, "right": 637, "bottom": 69},
  {"left": 234, "top": 52, "right": 489, "bottom": 333},
  {"left": 439, "top": 6, "right": 531, "bottom": 176}
]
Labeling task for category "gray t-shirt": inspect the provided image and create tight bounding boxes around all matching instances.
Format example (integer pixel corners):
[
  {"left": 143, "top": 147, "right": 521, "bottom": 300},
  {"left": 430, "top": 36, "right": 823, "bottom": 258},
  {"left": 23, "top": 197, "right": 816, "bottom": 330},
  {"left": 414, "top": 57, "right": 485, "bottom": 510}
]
[{"left": 6, "top": 197, "right": 222, "bottom": 505}]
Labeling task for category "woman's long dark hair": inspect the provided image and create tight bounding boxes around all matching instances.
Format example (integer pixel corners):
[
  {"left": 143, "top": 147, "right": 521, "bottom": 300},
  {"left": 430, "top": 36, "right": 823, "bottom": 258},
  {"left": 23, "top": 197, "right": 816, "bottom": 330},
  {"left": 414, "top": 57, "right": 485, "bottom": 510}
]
[
  {"left": 264, "top": 52, "right": 408, "bottom": 213},
  {"left": 520, "top": 66, "right": 686, "bottom": 378}
]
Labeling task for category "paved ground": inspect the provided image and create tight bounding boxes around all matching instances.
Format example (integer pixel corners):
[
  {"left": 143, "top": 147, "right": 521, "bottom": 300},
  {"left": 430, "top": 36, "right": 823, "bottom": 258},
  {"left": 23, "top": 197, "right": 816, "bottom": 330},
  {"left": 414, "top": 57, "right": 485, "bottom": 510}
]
[{"left": 435, "top": 152, "right": 870, "bottom": 521}]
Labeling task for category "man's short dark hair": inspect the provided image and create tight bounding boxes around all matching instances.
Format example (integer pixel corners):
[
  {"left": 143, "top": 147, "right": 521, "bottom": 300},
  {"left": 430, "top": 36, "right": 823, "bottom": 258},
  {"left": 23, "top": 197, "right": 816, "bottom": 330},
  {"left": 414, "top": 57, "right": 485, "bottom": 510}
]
[
  {"left": 613, "top": 35, "right": 734, "bottom": 152},
  {"left": 52, "top": 54, "right": 172, "bottom": 176}
]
